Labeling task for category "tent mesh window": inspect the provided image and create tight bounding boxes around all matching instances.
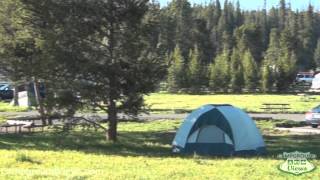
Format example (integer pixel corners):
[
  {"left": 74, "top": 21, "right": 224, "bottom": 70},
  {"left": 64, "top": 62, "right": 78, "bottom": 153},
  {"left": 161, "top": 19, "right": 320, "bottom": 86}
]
[{"left": 187, "top": 125, "right": 233, "bottom": 145}]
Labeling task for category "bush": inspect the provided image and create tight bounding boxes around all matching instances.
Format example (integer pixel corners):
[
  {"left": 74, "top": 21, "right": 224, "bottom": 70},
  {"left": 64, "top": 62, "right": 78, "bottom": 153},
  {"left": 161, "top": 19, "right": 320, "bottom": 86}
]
[
  {"left": 275, "top": 120, "right": 307, "bottom": 128},
  {"left": 15, "top": 152, "right": 39, "bottom": 164}
]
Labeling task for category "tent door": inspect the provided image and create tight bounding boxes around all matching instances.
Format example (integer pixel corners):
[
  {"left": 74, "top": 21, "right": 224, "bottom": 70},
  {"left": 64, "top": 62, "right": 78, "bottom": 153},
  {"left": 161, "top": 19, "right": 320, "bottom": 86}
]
[{"left": 187, "top": 125, "right": 233, "bottom": 145}]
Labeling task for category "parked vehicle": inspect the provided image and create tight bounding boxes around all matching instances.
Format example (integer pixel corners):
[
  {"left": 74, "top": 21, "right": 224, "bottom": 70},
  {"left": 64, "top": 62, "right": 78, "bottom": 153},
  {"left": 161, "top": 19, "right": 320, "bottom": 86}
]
[
  {"left": 0, "top": 84, "right": 13, "bottom": 100},
  {"left": 305, "top": 105, "right": 320, "bottom": 128},
  {"left": 295, "top": 72, "right": 314, "bottom": 84}
]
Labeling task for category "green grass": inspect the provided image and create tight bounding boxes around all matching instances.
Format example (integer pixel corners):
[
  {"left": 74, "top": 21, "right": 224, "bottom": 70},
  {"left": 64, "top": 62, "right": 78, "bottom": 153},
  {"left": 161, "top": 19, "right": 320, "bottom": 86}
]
[
  {"left": 0, "top": 102, "right": 28, "bottom": 112},
  {"left": 0, "top": 116, "right": 6, "bottom": 124},
  {"left": 145, "top": 93, "right": 320, "bottom": 113},
  {"left": 0, "top": 120, "right": 319, "bottom": 179}
]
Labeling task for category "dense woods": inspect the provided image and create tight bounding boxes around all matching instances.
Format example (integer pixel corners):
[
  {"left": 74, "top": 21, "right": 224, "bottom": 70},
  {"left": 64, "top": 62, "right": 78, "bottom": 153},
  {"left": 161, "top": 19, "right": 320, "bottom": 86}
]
[{"left": 153, "top": 0, "right": 320, "bottom": 92}]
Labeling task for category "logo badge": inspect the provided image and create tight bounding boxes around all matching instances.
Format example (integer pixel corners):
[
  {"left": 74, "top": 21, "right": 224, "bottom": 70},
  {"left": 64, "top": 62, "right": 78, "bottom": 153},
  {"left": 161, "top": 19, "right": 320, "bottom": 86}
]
[{"left": 278, "top": 151, "right": 316, "bottom": 175}]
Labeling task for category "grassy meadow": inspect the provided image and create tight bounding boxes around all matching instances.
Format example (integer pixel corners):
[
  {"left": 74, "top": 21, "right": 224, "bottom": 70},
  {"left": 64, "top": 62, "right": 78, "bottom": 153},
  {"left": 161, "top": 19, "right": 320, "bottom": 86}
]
[
  {"left": 145, "top": 93, "right": 320, "bottom": 113},
  {"left": 0, "top": 93, "right": 319, "bottom": 114},
  {"left": 0, "top": 119, "right": 319, "bottom": 179},
  {"left": 0, "top": 102, "right": 27, "bottom": 112}
]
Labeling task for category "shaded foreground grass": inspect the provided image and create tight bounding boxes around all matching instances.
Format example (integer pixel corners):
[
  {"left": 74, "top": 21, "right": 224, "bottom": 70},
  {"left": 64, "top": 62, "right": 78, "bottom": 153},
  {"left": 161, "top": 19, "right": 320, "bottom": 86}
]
[
  {"left": 145, "top": 93, "right": 320, "bottom": 113},
  {"left": 0, "top": 120, "right": 319, "bottom": 179}
]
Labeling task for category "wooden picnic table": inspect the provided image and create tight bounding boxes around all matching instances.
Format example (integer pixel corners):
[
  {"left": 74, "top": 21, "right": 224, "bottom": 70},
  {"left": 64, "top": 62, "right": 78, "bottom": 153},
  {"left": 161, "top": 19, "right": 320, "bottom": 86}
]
[
  {"left": 261, "top": 103, "right": 291, "bottom": 113},
  {"left": 0, "top": 120, "right": 42, "bottom": 134},
  {"left": 0, "top": 123, "right": 25, "bottom": 133}
]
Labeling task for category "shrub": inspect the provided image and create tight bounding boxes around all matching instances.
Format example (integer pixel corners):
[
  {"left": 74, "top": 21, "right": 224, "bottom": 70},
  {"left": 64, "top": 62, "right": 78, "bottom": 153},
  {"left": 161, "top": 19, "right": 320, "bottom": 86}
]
[
  {"left": 275, "top": 120, "right": 307, "bottom": 128},
  {"left": 15, "top": 152, "right": 39, "bottom": 164}
]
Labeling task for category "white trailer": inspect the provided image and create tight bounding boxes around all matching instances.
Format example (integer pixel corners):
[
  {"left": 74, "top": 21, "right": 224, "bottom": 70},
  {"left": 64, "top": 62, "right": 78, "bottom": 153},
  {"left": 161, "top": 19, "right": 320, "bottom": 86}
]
[{"left": 310, "top": 73, "right": 320, "bottom": 92}]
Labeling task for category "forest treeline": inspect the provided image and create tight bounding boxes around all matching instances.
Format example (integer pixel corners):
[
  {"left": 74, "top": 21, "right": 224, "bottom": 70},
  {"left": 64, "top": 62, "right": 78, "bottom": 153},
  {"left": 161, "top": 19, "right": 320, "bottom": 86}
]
[{"left": 150, "top": 0, "right": 320, "bottom": 92}]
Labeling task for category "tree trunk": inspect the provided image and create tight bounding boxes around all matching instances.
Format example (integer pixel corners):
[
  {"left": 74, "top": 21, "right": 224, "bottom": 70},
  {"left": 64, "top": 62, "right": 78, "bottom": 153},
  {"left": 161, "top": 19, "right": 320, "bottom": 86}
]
[
  {"left": 107, "top": 96, "right": 117, "bottom": 142},
  {"left": 13, "top": 85, "right": 19, "bottom": 106},
  {"left": 48, "top": 116, "right": 53, "bottom": 126},
  {"left": 33, "top": 79, "right": 46, "bottom": 126}
]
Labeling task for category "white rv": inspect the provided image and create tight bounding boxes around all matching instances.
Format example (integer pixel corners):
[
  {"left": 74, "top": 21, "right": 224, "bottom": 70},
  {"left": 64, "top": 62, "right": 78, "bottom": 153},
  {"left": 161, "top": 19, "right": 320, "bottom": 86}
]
[{"left": 310, "top": 73, "right": 320, "bottom": 92}]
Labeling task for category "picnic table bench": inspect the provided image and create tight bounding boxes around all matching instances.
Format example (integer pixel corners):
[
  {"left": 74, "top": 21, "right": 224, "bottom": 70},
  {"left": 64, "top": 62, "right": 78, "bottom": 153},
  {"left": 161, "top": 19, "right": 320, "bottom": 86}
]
[
  {"left": 0, "top": 120, "right": 32, "bottom": 133},
  {"left": 0, "top": 120, "right": 45, "bottom": 134},
  {"left": 260, "top": 103, "right": 291, "bottom": 113}
]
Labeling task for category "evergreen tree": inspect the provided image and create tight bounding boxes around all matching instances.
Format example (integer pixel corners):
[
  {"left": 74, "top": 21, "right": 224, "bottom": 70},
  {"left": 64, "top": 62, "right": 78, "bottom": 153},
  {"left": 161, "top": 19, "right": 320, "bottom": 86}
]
[
  {"left": 242, "top": 50, "right": 258, "bottom": 91},
  {"left": 234, "top": 0, "right": 242, "bottom": 27},
  {"left": 0, "top": 0, "right": 51, "bottom": 125},
  {"left": 264, "top": 29, "right": 281, "bottom": 66},
  {"left": 20, "top": 0, "right": 165, "bottom": 141},
  {"left": 280, "top": 28, "right": 295, "bottom": 53},
  {"left": 230, "top": 48, "right": 244, "bottom": 92},
  {"left": 215, "top": 0, "right": 222, "bottom": 24},
  {"left": 209, "top": 50, "right": 230, "bottom": 91},
  {"left": 235, "top": 24, "right": 263, "bottom": 63},
  {"left": 167, "top": 45, "right": 186, "bottom": 92},
  {"left": 222, "top": 31, "right": 233, "bottom": 51},
  {"left": 269, "top": 7, "right": 279, "bottom": 29},
  {"left": 191, "top": 18, "right": 213, "bottom": 62},
  {"left": 279, "top": 0, "right": 287, "bottom": 30},
  {"left": 261, "top": 29, "right": 280, "bottom": 92},
  {"left": 298, "top": 4, "right": 317, "bottom": 69},
  {"left": 167, "top": 0, "right": 193, "bottom": 58},
  {"left": 276, "top": 51, "right": 297, "bottom": 91},
  {"left": 188, "top": 45, "right": 203, "bottom": 92},
  {"left": 314, "top": 39, "right": 320, "bottom": 68}
]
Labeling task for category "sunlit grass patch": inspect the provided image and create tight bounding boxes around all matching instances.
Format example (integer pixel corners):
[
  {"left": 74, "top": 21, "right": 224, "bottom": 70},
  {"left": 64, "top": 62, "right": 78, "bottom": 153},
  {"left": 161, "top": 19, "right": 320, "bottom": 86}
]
[
  {"left": 0, "top": 119, "right": 319, "bottom": 179},
  {"left": 15, "top": 151, "right": 41, "bottom": 164},
  {"left": 145, "top": 93, "right": 319, "bottom": 113},
  {"left": 0, "top": 102, "right": 28, "bottom": 112}
]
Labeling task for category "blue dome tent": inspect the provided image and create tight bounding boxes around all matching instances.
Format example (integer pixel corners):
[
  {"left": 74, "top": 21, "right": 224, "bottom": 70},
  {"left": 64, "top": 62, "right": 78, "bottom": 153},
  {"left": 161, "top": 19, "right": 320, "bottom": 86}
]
[{"left": 172, "top": 104, "right": 266, "bottom": 156}]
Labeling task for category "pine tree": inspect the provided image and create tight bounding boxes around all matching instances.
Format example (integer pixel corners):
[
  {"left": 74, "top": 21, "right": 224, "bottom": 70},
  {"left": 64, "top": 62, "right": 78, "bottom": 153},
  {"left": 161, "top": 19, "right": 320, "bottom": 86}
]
[
  {"left": 215, "top": 0, "right": 222, "bottom": 23},
  {"left": 314, "top": 39, "right": 320, "bottom": 68},
  {"left": 167, "top": 45, "right": 186, "bottom": 92},
  {"left": 280, "top": 28, "right": 295, "bottom": 53},
  {"left": 209, "top": 50, "right": 230, "bottom": 91},
  {"left": 234, "top": 0, "right": 242, "bottom": 27},
  {"left": 188, "top": 45, "right": 203, "bottom": 92},
  {"left": 298, "top": 4, "right": 317, "bottom": 69},
  {"left": 2, "top": 0, "right": 166, "bottom": 141},
  {"left": 261, "top": 29, "right": 280, "bottom": 92},
  {"left": 167, "top": 0, "right": 193, "bottom": 58},
  {"left": 279, "top": 0, "right": 286, "bottom": 30},
  {"left": 276, "top": 51, "right": 297, "bottom": 91},
  {"left": 260, "top": 0, "right": 269, "bottom": 50},
  {"left": 222, "top": 31, "right": 233, "bottom": 52},
  {"left": 164, "top": 52, "right": 172, "bottom": 66},
  {"left": 264, "top": 29, "right": 280, "bottom": 66},
  {"left": 269, "top": 7, "right": 279, "bottom": 29},
  {"left": 242, "top": 50, "right": 258, "bottom": 91},
  {"left": 235, "top": 24, "right": 263, "bottom": 63},
  {"left": 230, "top": 48, "right": 244, "bottom": 92}
]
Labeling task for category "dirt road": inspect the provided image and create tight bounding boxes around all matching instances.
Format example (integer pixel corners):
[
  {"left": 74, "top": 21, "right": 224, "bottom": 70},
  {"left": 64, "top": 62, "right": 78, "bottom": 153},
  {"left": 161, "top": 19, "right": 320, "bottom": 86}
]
[{"left": 0, "top": 111, "right": 305, "bottom": 121}]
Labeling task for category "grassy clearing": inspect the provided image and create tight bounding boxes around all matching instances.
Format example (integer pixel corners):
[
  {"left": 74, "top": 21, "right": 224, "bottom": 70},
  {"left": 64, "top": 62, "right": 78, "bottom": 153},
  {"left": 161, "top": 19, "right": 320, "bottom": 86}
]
[
  {"left": 0, "top": 120, "right": 319, "bottom": 179},
  {"left": 0, "top": 102, "right": 28, "bottom": 112},
  {"left": 0, "top": 116, "right": 6, "bottom": 124},
  {"left": 145, "top": 93, "right": 320, "bottom": 113}
]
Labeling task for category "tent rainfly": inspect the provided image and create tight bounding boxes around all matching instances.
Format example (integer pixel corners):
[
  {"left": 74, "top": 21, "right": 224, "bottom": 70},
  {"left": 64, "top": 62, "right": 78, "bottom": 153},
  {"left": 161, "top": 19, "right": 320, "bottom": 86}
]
[{"left": 172, "top": 104, "right": 266, "bottom": 156}]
